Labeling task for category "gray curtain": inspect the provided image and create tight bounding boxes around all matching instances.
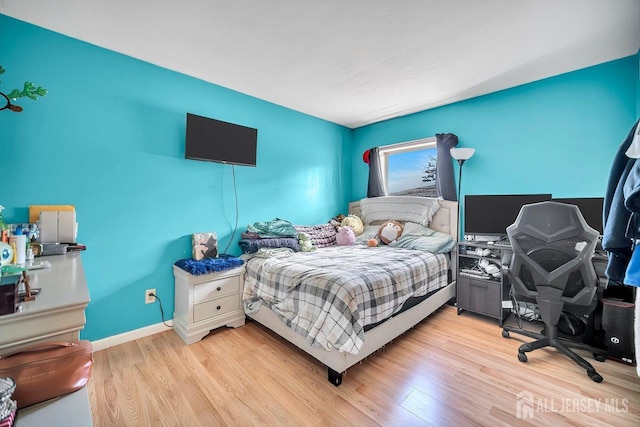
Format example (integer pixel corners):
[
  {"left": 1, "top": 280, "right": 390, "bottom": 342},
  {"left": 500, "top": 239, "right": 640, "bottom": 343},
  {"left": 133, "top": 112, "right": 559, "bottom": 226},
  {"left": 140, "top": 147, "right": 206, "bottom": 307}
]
[
  {"left": 435, "top": 133, "right": 459, "bottom": 201},
  {"left": 367, "top": 147, "right": 386, "bottom": 198}
]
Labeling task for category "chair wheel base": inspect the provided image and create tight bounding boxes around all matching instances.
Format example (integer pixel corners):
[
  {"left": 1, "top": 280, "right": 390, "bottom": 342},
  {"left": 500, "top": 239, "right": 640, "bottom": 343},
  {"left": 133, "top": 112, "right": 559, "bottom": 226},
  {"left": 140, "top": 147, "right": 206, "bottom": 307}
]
[
  {"left": 594, "top": 354, "right": 606, "bottom": 362},
  {"left": 518, "top": 352, "right": 528, "bottom": 363},
  {"left": 588, "top": 371, "right": 603, "bottom": 383},
  {"left": 502, "top": 330, "right": 510, "bottom": 338}
]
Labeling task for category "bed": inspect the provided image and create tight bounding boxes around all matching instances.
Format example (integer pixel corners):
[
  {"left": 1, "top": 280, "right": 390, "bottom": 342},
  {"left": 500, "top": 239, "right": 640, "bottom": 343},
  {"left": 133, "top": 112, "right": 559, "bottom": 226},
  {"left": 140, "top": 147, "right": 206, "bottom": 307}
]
[{"left": 242, "top": 197, "right": 458, "bottom": 385}]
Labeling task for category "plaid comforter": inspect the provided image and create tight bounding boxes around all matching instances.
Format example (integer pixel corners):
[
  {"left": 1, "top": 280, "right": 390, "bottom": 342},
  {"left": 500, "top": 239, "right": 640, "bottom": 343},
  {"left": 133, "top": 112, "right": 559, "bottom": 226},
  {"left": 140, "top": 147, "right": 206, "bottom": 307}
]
[{"left": 243, "top": 245, "right": 448, "bottom": 355}]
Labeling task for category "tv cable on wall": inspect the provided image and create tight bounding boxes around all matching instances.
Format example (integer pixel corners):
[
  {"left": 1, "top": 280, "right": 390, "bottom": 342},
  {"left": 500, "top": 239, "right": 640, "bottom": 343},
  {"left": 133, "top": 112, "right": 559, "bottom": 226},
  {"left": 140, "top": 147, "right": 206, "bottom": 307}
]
[
  {"left": 184, "top": 112, "right": 257, "bottom": 255},
  {"left": 221, "top": 165, "right": 239, "bottom": 256}
]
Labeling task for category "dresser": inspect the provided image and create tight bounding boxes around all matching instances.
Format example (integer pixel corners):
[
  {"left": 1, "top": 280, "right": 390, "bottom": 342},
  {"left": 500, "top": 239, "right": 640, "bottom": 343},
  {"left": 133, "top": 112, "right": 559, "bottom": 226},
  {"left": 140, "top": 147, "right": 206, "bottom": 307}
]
[
  {"left": 0, "top": 252, "right": 90, "bottom": 355},
  {"left": 0, "top": 252, "right": 92, "bottom": 426},
  {"left": 172, "top": 265, "right": 246, "bottom": 345}
]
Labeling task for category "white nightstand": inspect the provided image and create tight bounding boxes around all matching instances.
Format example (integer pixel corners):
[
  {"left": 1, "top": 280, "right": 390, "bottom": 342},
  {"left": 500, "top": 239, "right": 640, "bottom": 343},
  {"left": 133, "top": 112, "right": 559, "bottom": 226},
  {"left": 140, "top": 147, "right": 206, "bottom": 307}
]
[{"left": 172, "top": 265, "right": 246, "bottom": 345}]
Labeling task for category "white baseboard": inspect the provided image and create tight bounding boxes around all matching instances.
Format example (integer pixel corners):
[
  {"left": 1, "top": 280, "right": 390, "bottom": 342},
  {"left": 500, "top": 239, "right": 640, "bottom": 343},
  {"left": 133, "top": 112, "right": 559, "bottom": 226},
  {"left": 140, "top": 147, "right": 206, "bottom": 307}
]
[{"left": 91, "top": 321, "right": 174, "bottom": 352}]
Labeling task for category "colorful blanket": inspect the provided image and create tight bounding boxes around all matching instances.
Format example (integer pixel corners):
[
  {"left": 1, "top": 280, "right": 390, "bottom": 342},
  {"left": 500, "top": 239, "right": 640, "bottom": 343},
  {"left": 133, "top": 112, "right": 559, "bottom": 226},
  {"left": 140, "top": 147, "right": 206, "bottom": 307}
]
[
  {"left": 246, "top": 218, "right": 297, "bottom": 238},
  {"left": 293, "top": 224, "right": 337, "bottom": 248}
]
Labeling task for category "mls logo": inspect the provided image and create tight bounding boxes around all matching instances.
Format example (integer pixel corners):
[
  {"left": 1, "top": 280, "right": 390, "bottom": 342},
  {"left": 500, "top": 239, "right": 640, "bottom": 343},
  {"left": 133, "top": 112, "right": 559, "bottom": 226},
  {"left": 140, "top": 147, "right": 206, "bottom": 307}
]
[{"left": 516, "top": 391, "right": 535, "bottom": 420}]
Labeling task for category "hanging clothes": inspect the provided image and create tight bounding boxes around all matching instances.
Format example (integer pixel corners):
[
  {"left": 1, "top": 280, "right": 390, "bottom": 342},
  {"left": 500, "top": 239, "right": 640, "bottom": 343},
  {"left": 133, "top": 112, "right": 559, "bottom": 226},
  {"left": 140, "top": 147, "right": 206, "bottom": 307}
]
[{"left": 603, "top": 119, "right": 640, "bottom": 286}]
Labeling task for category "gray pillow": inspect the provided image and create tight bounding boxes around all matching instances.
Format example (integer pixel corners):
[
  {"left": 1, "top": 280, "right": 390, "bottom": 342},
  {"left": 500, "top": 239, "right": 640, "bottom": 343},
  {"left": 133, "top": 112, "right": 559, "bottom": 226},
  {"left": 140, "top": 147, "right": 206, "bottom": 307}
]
[{"left": 388, "top": 222, "right": 455, "bottom": 254}]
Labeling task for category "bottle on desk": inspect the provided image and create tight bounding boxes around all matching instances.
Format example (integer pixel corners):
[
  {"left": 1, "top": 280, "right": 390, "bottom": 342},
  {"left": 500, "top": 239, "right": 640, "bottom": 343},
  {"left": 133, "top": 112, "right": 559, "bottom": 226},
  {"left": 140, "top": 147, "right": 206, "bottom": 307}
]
[{"left": 8, "top": 234, "right": 27, "bottom": 266}]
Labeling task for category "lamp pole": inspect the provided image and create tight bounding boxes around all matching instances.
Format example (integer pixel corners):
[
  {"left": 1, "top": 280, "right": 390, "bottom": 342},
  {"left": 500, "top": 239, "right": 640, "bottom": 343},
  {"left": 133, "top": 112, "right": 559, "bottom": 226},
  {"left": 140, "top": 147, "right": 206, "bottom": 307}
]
[
  {"left": 450, "top": 148, "right": 475, "bottom": 241},
  {"left": 456, "top": 159, "right": 464, "bottom": 240}
]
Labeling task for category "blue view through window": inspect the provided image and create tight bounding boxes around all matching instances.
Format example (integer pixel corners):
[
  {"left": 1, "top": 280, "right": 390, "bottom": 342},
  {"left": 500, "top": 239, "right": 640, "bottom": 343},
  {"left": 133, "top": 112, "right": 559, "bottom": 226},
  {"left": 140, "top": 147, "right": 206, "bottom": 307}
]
[{"left": 387, "top": 147, "right": 438, "bottom": 196}]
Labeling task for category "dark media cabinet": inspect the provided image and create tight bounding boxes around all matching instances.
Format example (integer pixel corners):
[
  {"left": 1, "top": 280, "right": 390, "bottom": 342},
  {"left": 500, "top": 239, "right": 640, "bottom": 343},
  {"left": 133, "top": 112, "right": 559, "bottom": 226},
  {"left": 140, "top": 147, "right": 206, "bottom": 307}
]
[{"left": 456, "top": 240, "right": 512, "bottom": 326}]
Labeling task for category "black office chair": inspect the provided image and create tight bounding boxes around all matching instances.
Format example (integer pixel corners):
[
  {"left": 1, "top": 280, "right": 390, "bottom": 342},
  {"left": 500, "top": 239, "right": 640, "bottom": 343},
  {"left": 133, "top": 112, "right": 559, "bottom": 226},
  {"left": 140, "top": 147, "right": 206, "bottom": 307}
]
[{"left": 502, "top": 201, "right": 607, "bottom": 382}]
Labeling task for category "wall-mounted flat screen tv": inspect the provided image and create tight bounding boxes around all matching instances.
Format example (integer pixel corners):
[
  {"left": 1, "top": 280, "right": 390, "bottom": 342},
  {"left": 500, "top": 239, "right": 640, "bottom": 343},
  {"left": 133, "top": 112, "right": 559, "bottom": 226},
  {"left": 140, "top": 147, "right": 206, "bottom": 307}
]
[
  {"left": 464, "top": 194, "right": 552, "bottom": 237},
  {"left": 552, "top": 197, "right": 604, "bottom": 235},
  {"left": 185, "top": 113, "right": 257, "bottom": 166}
]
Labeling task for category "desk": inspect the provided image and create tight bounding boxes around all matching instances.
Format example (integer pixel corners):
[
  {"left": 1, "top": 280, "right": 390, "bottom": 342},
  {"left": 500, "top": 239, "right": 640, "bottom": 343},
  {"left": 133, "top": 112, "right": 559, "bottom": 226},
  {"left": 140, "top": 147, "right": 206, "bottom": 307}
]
[
  {"left": 0, "top": 252, "right": 90, "bottom": 355},
  {"left": 456, "top": 241, "right": 511, "bottom": 326}
]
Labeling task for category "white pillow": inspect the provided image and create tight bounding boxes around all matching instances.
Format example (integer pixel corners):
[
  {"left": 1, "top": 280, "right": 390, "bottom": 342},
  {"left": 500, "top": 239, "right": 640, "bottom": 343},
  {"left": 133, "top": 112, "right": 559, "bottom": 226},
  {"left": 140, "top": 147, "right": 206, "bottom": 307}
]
[{"left": 360, "top": 196, "right": 441, "bottom": 226}]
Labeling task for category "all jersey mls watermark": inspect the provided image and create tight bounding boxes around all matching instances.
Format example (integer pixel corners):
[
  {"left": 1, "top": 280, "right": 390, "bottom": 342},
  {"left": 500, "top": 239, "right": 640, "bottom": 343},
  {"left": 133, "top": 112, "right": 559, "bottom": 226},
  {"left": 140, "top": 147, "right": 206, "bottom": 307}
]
[{"left": 516, "top": 391, "right": 629, "bottom": 419}]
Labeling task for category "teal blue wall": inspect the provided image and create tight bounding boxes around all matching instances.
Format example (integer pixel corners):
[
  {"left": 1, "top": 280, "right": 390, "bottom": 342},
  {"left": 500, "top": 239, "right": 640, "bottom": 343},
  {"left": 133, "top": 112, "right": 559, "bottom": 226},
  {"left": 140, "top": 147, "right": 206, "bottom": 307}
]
[
  {"left": 351, "top": 55, "right": 639, "bottom": 209},
  {"left": 0, "top": 15, "right": 352, "bottom": 340}
]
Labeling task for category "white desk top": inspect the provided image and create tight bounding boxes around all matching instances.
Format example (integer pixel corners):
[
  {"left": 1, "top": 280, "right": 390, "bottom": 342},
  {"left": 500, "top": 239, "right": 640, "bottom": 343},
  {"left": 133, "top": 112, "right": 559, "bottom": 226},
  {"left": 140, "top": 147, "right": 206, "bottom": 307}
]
[{"left": 21, "top": 252, "right": 89, "bottom": 314}]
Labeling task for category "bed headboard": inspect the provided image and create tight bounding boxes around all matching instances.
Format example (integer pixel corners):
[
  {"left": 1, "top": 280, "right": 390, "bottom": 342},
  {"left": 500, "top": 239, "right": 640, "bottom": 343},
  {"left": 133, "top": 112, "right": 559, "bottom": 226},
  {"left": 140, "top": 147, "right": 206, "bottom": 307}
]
[{"left": 348, "top": 198, "right": 459, "bottom": 241}]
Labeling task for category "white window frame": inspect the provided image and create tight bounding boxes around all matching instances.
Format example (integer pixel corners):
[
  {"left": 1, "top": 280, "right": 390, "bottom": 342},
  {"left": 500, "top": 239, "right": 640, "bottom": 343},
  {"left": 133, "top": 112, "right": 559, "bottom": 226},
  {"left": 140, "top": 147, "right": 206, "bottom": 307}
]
[{"left": 379, "top": 136, "right": 437, "bottom": 195}]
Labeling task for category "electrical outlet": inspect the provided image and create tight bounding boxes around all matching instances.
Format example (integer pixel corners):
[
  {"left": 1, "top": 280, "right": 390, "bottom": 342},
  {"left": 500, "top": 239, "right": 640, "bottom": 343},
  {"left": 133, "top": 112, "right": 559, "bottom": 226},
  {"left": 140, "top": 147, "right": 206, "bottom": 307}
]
[{"left": 145, "top": 289, "right": 156, "bottom": 304}]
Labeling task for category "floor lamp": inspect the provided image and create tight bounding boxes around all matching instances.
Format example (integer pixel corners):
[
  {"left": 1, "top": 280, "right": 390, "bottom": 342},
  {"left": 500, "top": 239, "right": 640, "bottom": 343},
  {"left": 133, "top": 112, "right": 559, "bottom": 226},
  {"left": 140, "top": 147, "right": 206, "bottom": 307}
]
[{"left": 450, "top": 147, "right": 475, "bottom": 241}]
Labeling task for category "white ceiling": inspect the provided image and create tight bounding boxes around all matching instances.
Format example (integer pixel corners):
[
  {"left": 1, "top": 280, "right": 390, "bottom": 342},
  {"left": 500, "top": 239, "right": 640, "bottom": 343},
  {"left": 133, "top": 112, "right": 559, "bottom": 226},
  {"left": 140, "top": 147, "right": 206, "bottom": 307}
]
[{"left": 1, "top": 0, "right": 639, "bottom": 128}]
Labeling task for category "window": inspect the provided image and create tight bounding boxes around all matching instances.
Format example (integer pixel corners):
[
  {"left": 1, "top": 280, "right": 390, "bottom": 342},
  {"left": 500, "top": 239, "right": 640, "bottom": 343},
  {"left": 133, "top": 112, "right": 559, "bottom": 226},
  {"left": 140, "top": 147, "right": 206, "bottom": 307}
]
[{"left": 380, "top": 137, "right": 437, "bottom": 197}]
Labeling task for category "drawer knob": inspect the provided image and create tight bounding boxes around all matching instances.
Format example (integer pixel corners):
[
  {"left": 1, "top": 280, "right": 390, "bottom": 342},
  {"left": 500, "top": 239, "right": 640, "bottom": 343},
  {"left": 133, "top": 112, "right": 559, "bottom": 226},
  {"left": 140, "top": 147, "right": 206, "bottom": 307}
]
[
  {"left": 217, "top": 305, "right": 221, "bottom": 310},
  {"left": 216, "top": 287, "right": 221, "bottom": 291}
]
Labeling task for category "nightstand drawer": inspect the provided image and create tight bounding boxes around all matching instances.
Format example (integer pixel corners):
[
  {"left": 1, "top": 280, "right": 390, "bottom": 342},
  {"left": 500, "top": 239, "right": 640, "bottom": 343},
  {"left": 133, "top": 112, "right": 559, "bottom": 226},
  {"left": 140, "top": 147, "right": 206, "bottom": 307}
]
[
  {"left": 193, "top": 293, "right": 240, "bottom": 322},
  {"left": 173, "top": 265, "right": 246, "bottom": 345},
  {"left": 193, "top": 276, "right": 241, "bottom": 304},
  {"left": 458, "top": 277, "right": 502, "bottom": 318}
]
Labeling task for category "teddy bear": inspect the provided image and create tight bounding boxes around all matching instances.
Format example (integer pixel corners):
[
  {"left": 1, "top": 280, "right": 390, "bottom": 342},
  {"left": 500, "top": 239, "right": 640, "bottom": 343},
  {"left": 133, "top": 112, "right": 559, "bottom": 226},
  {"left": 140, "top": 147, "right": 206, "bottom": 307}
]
[
  {"left": 335, "top": 226, "right": 356, "bottom": 246},
  {"left": 329, "top": 214, "right": 346, "bottom": 228},
  {"left": 377, "top": 220, "right": 404, "bottom": 245},
  {"left": 340, "top": 214, "right": 364, "bottom": 235},
  {"left": 297, "top": 232, "right": 316, "bottom": 252}
]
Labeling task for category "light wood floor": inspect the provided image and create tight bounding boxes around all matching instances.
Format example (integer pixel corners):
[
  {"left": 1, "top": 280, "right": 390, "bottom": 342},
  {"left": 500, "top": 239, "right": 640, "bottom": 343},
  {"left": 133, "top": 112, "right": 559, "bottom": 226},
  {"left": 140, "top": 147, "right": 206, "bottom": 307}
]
[{"left": 88, "top": 306, "right": 640, "bottom": 426}]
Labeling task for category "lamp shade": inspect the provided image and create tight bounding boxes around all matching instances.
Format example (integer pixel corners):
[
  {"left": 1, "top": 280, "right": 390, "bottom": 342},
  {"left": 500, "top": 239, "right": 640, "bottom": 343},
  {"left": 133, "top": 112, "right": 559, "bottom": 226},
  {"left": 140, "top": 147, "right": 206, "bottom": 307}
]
[{"left": 450, "top": 147, "right": 475, "bottom": 161}]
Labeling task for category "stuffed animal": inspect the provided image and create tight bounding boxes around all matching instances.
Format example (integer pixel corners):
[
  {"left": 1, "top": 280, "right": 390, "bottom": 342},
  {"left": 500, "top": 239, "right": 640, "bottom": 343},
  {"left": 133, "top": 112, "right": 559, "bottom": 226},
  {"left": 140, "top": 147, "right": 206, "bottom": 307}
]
[
  {"left": 298, "top": 232, "right": 316, "bottom": 252},
  {"left": 367, "top": 238, "right": 379, "bottom": 247},
  {"left": 329, "top": 214, "right": 346, "bottom": 228},
  {"left": 335, "top": 226, "right": 356, "bottom": 246},
  {"left": 377, "top": 220, "right": 404, "bottom": 245},
  {"left": 340, "top": 215, "right": 364, "bottom": 236}
]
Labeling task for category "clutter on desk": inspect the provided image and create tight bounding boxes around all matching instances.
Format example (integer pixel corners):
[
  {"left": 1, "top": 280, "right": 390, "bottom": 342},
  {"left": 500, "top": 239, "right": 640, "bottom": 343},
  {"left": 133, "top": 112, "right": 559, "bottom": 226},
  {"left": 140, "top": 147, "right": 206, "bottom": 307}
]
[
  {"left": 0, "top": 203, "right": 85, "bottom": 316},
  {"left": 0, "top": 202, "right": 85, "bottom": 318},
  {"left": 0, "top": 273, "right": 21, "bottom": 315},
  {"left": 27, "top": 204, "right": 75, "bottom": 224},
  {"left": 0, "top": 204, "right": 86, "bottom": 272},
  {"left": 41, "top": 243, "right": 68, "bottom": 256},
  {"left": 0, "top": 243, "right": 12, "bottom": 267},
  {"left": 66, "top": 243, "right": 87, "bottom": 252},
  {"left": 0, "top": 268, "right": 37, "bottom": 315},
  {"left": 25, "top": 260, "right": 51, "bottom": 270},
  {"left": 7, "top": 235, "right": 26, "bottom": 265}
]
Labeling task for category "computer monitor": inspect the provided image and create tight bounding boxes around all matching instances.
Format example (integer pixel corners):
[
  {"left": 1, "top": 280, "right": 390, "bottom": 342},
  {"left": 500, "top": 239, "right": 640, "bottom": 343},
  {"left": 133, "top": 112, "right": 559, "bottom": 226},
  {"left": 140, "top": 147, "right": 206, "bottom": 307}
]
[
  {"left": 464, "top": 194, "right": 552, "bottom": 238},
  {"left": 552, "top": 197, "right": 604, "bottom": 235}
]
